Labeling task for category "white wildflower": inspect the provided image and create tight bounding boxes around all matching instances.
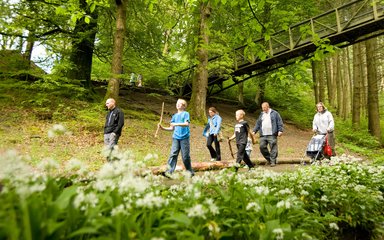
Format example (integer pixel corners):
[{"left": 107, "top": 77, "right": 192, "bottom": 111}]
[
  {"left": 300, "top": 190, "right": 309, "bottom": 196},
  {"left": 37, "top": 158, "right": 60, "bottom": 173},
  {"left": 205, "top": 198, "right": 219, "bottom": 215},
  {"left": 246, "top": 202, "right": 261, "bottom": 212},
  {"left": 111, "top": 204, "right": 126, "bottom": 216},
  {"left": 273, "top": 228, "right": 284, "bottom": 240},
  {"left": 329, "top": 222, "right": 339, "bottom": 230},
  {"left": 320, "top": 195, "right": 328, "bottom": 202},
  {"left": 276, "top": 200, "right": 291, "bottom": 209},
  {"left": 136, "top": 192, "right": 167, "bottom": 209},
  {"left": 255, "top": 186, "right": 270, "bottom": 195},
  {"left": 73, "top": 191, "right": 99, "bottom": 211},
  {"left": 278, "top": 188, "right": 292, "bottom": 195},
  {"left": 187, "top": 204, "right": 207, "bottom": 219}
]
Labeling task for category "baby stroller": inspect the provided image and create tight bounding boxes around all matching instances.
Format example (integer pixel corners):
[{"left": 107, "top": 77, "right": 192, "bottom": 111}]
[{"left": 304, "top": 133, "right": 332, "bottom": 164}]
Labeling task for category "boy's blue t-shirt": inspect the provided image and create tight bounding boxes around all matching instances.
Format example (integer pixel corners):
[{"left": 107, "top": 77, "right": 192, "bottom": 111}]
[{"left": 171, "top": 111, "right": 190, "bottom": 140}]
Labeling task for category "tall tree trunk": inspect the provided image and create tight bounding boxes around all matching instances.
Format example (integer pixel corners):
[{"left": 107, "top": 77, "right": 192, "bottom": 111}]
[
  {"left": 341, "top": 48, "right": 350, "bottom": 120},
  {"left": 311, "top": 60, "right": 320, "bottom": 104},
  {"left": 365, "top": 37, "right": 382, "bottom": 141},
  {"left": 334, "top": 53, "right": 342, "bottom": 116},
  {"left": 352, "top": 43, "right": 363, "bottom": 127},
  {"left": 162, "top": 29, "right": 171, "bottom": 56},
  {"left": 254, "top": 78, "right": 265, "bottom": 107},
  {"left": 67, "top": 0, "right": 98, "bottom": 89},
  {"left": 238, "top": 82, "right": 244, "bottom": 105},
  {"left": 190, "top": 1, "right": 211, "bottom": 122},
  {"left": 106, "top": 0, "right": 127, "bottom": 101},
  {"left": 324, "top": 58, "right": 332, "bottom": 105}
]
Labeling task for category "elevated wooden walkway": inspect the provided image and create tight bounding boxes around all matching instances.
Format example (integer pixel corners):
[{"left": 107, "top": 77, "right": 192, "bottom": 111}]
[{"left": 168, "top": 0, "right": 384, "bottom": 97}]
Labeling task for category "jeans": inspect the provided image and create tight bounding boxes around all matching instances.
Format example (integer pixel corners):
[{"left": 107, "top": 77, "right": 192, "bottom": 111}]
[
  {"left": 259, "top": 135, "right": 278, "bottom": 164},
  {"left": 104, "top": 133, "right": 120, "bottom": 161},
  {"left": 207, "top": 134, "right": 221, "bottom": 160},
  {"left": 167, "top": 138, "right": 194, "bottom": 174},
  {"left": 237, "top": 143, "right": 254, "bottom": 168},
  {"left": 104, "top": 133, "right": 120, "bottom": 149}
]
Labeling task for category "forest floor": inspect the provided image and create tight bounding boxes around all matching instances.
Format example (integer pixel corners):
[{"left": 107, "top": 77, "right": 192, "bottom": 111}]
[
  {"left": 1, "top": 86, "right": 359, "bottom": 173},
  {"left": 118, "top": 88, "right": 323, "bottom": 173}
]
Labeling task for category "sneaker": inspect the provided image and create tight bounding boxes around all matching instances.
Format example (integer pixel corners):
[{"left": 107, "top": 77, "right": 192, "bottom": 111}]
[
  {"left": 161, "top": 171, "right": 172, "bottom": 178},
  {"left": 270, "top": 163, "right": 276, "bottom": 167},
  {"left": 210, "top": 158, "right": 217, "bottom": 162}
]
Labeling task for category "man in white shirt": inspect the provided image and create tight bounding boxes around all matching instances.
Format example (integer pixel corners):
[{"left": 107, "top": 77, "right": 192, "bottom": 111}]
[{"left": 252, "top": 102, "right": 284, "bottom": 167}]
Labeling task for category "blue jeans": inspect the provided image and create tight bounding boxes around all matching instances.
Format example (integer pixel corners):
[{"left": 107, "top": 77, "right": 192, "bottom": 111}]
[
  {"left": 167, "top": 138, "right": 194, "bottom": 174},
  {"left": 259, "top": 135, "right": 278, "bottom": 164}
]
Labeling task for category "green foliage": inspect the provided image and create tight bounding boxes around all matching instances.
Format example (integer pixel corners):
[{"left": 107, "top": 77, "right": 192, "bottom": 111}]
[{"left": 0, "top": 152, "right": 383, "bottom": 239}]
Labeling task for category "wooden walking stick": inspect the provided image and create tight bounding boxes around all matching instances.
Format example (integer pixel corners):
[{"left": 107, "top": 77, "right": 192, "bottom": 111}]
[
  {"left": 228, "top": 138, "right": 235, "bottom": 159},
  {"left": 154, "top": 102, "right": 165, "bottom": 138}
]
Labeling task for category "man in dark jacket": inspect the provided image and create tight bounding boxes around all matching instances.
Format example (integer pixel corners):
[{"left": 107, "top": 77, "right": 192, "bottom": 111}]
[
  {"left": 252, "top": 102, "right": 283, "bottom": 167},
  {"left": 104, "top": 98, "right": 124, "bottom": 152}
]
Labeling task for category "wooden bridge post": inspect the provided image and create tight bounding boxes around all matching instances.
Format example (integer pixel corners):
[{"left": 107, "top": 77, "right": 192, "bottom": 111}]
[
  {"left": 289, "top": 27, "right": 294, "bottom": 50},
  {"left": 335, "top": 9, "right": 342, "bottom": 33},
  {"left": 372, "top": 0, "right": 378, "bottom": 20}
]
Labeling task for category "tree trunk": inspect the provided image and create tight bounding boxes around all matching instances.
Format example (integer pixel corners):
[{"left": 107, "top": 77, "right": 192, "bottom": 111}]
[
  {"left": 341, "top": 48, "right": 350, "bottom": 120},
  {"left": 324, "top": 58, "right": 332, "bottom": 105},
  {"left": 162, "top": 29, "right": 171, "bottom": 56},
  {"left": 189, "top": 1, "right": 211, "bottom": 122},
  {"left": 106, "top": 0, "right": 127, "bottom": 101},
  {"left": 352, "top": 43, "right": 363, "bottom": 127},
  {"left": 238, "top": 82, "right": 244, "bottom": 105},
  {"left": 67, "top": 0, "right": 98, "bottom": 89},
  {"left": 365, "top": 37, "right": 382, "bottom": 141},
  {"left": 311, "top": 60, "right": 319, "bottom": 104}
]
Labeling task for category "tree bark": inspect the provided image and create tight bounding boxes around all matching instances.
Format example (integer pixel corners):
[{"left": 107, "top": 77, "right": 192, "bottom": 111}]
[
  {"left": 311, "top": 60, "right": 319, "bottom": 104},
  {"left": 67, "top": 0, "right": 98, "bottom": 89},
  {"left": 189, "top": 1, "right": 211, "bottom": 122},
  {"left": 106, "top": 0, "right": 127, "bottom": 101},
  {"left": 365, "top": 37, "right": 382, "bottom": 141},
  {"left": 352, "top": 43, "right": 363, "bottom": 127},
  {"left": 238, "top": 82, "right": 244, "bottom": 105}
]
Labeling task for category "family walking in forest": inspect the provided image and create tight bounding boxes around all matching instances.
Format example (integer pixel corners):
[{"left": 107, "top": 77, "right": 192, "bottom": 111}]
[{"left": 104, "top": 98, "right": 335, "bottom": 176}]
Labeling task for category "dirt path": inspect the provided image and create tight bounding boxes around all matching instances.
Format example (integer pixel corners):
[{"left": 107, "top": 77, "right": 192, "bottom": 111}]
[{"left": 120, "top": 90, "right": 314, "bottom": 170}]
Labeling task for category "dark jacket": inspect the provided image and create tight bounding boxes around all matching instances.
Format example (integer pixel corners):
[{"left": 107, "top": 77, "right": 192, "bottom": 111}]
[
  {"left": 104, "top": 107, "right": 124, "bottom": 135},
  {"left": 253, "top": 109, "right": 283, "bottom": 136}
]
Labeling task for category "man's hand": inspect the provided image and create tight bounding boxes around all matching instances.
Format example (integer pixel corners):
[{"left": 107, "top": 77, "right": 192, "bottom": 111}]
[{"left": 277, "top": 131, "right": 283, "bottom": 137}]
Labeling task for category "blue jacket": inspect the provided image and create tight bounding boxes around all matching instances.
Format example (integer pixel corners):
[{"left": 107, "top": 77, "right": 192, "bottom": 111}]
[
  {"left": 253, "top": 109, "right": 283, "bottom": 136},
  {"left": 202, "top": 114, "right": 222, "bottom": 137}
]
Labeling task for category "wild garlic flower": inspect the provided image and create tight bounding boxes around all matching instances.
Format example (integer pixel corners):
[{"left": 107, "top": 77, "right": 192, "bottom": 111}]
[
  {"left": 111, "top": 204, "right": 127, "bottom": 216},
  {"left": 276, "top": 200, "right": 291, "bottom": 209},
  {"left": 246, "top": 202, "right": 261, "bottom": 212},
  {"left": 205, "top": 198, "right": 219, "bottom": 215},
  {"left": 73, "top": 191, "right": 99, "bottom": 211},
  {"left": 16, "top": 183, "right": 46, "bottom": 199},
  {"left": 273, "top": 228, "right": 284, "bottom": 240},
  {"left": 37, "top": 158, "right": 60, "bottom": 173},
  {"left": 278, "top": 188, "right": 292, "bottom": 195},
  {"left": 255, "top": 186, "right": 270, "bottom": 196},
  {"left": 329, "top": 222, "right": 339, "bottom": 230},
  {"left": 187, "top": 204, "right": 207, "bottom": 219},
  {"left": 136, "top": 192, "right": 168, "bottom": 209}
]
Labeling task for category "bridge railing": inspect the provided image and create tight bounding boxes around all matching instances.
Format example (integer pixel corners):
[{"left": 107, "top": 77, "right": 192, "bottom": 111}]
[{"left": 168, "top": 0, "right": 384, "bottom": 96}]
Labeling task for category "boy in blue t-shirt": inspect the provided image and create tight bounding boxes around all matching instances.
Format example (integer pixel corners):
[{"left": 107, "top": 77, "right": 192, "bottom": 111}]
[{"left": 158, "top": 99, "right": 194, "bottom": 176}]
